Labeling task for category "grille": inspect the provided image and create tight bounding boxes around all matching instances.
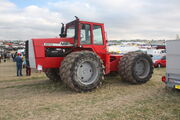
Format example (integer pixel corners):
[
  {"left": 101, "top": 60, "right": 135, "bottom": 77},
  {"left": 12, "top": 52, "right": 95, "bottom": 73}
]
[
  {"left": 45, "top": 48, "right": 71, "bottom": 57},
  {"left": 25, "top": 40, "right": 30, "bottom": 66}
]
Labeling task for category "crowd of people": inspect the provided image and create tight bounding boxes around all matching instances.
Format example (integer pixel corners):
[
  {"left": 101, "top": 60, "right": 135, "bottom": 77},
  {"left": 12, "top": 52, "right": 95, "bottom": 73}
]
[
  {"left": 0, "top": 51, "right": 31, "bottom": 77},
  {"left": 14, "top": 52, "right": 31, "bottom": 77},
  {"left": 0, "top": 52, "right": 11, "bottom": 63}
]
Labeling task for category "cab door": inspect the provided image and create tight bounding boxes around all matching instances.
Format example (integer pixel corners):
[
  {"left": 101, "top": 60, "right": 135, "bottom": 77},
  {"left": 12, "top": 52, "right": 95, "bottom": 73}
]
[
  {"left": 91, "top": 24, "right": 107, "bottom": 55},
  {"left": 79, "top": 23, "right": 107, "bottom": 55}
]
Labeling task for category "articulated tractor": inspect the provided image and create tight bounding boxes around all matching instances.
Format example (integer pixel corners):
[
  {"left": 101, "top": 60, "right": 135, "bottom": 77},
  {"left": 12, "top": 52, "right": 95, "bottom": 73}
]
[{"left": 26, "top": 17, "right": 153, "bottom": 92}]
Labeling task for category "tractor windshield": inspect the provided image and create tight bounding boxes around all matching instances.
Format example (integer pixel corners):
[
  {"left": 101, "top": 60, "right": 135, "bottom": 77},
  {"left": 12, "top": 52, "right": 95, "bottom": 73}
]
[{"left": 66, "top": 24, "right": 75, "bottom": 38}]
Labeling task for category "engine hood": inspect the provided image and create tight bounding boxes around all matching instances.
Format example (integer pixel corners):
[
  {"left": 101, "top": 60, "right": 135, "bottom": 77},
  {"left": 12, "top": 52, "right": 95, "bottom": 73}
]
[
  {"left": 32, "top": 37, "right": 74, "bottom": 47},
  {"left": 29, "top": 37, "right": 74, "bottom": 69}
]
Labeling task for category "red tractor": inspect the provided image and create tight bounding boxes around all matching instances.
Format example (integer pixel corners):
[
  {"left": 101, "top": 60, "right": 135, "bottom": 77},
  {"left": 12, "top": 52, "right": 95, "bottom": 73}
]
[{"left": 26, "top": 17, "right": 153, "bottom": 92}]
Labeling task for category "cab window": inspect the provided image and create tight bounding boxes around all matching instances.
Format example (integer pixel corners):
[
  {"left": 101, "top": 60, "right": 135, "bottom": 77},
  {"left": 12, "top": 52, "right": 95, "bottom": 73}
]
[
  {"left": 80, "top": 24, "right": 91, "bottom": 45},
  {"left": 93, "top": 25, "right": 103, "bottom": 45},
  {"left": 66, "top": 24, "right": 75, "bottom": 38}
]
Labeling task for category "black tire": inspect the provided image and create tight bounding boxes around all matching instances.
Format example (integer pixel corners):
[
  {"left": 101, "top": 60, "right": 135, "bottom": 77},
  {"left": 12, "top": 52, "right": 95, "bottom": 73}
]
[
  {"left": 60, "top": 51, "right": 104, "bottom": 92},
  {"left": 119, "top": 52, "right": 153, "bottom": 84},
  {"left": 105, "top": 71, "right": 118, "bottom": 77},
  {"left": 44, "top": 68, "right": 61, "bottom": 82}
]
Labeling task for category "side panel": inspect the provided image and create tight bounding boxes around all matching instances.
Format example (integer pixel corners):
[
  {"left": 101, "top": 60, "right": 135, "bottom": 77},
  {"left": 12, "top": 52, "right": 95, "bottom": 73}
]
[
  {"left": 165, "top": 40, "right": 180, "bottom": 89},
  {"left": 109, "top": 55, "right": 122, "bottom": 72},
  {"left": 29, "top": 39, "right": 36, "bottom": 68},
  {"left": 166, "top": 40, "right": 180, "bottom": 74},
  {"left": 32, "top": 38, "right": 74, "bottom": 69},
  {"left": 166, "top": 73, "right": 180, "bottom": 88},
  {"left": 36, "top": 57, "right": 64, "bottom": 69}
]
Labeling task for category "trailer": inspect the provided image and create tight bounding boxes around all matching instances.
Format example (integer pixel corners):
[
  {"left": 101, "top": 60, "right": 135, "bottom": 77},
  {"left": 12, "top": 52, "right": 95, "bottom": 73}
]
[{"left": 162, "top": 40, "right": 180, "bottom": 89}]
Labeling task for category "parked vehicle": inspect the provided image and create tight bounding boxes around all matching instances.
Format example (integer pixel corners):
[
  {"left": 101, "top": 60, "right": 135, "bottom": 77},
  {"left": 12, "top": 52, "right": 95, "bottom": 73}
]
[
  {"left": 162, "top": 40, "right": 180, "bottom": 90},
  {"left": 147, "top": 49, "right": 166, "bottom": 56},
  {"left": 153, "top": 55, "right": 166, "bottom": 68},
  {"left": 25, "top": 17, "right": 154, "bottom": 92},
  {"left": 17, "top": 49, "right": 25, "bottom": 56}
]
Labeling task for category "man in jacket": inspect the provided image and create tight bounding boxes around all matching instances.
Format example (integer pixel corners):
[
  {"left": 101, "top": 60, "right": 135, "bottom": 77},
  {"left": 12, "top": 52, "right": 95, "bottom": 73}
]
[{"left": 15, "top": 53, "right": 23, "bottom": 76}]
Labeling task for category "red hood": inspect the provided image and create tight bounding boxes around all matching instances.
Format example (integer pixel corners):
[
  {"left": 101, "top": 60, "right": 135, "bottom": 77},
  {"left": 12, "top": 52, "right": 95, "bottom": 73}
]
[
  {"left": 29, "top": 37, "right": 74, "bottom": 69},
  {"left": 32, "top": 37, "right": 74, "bottom": 46},
  {"left": 31, "top": 37, "right": 74, "bottom": 64}
]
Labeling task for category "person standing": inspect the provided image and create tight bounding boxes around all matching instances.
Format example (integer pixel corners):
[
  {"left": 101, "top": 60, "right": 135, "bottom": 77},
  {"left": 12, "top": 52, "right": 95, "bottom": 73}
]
[
  {"left": 13, "top": 52, "right": 17, "bottom": 62},
  {"left": 15, "top": 53, "right": 23, "bottom": 76},
  {"left": 3, "top": 52, "right": 7, "bottom": 62},
  {"left": 26, "top": 60, "right": 31, "bottom": 76},
  {"left": 0, "top": 54, "right": 2, "bottom": 63}
]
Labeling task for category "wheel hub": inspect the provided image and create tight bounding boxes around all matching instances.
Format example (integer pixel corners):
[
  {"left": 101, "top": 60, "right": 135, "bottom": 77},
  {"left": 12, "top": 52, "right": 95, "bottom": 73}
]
[
  {"left": 134, "top": 58, "right": 150, "bottom": 78},
  {"left": 135, "top": 61, "right": 145, "bottom": 75},
  {"left": 77, "top": 61, "right": 98, "bottom": 85}
]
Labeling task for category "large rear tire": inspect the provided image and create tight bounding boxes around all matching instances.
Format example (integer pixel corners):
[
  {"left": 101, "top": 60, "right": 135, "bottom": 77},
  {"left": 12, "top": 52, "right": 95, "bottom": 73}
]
[
  {"left": 44, "top": 68, "right": 61, "bottom": 82},
  {"left": 60, "top": 51, "right": 104, "bottom": 92},
  {"left": 119, "top": 52, "right": 153, "bottom": 84}
]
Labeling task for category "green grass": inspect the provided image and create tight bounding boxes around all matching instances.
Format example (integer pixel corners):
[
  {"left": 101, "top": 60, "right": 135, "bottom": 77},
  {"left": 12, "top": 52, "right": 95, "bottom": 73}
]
[
  {"left": 92, "top": 88, "right": 180, "bottom": 120},
  {"left": 0, "top": 66, "right": 179, "bottom": 120}
]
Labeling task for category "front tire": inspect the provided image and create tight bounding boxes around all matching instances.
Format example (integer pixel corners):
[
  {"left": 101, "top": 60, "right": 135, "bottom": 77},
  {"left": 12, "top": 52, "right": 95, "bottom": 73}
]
[
  {"left": 119, "top": 52, "right": 153, "bottom": 84},
  {"left": 60, "top": 51, "right": 104, "bottom": 92}
]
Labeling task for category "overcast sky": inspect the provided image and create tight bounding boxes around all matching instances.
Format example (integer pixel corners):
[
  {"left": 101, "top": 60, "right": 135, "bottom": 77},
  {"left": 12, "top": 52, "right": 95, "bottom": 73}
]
[{"left": 0, "top": 0, "right": 180, "bottom": 40}]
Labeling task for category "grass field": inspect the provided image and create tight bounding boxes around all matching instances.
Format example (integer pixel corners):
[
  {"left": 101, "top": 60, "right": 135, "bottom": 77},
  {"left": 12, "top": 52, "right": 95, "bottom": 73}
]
[{"left": 0, "top": 61, "right": 179, "bottom": 120}]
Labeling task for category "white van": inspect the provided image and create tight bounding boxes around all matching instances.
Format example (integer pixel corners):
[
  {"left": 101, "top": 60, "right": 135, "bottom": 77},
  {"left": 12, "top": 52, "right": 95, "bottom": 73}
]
[{"left": 162, "top": 40, "right": 180, "bottom": 89}]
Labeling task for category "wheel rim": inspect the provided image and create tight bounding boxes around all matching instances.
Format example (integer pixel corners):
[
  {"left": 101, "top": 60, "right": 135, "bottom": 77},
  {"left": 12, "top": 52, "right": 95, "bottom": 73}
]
[
  {"left": 77, "top": 61, "right": 98, "bottom": 85},
  {"left": 134, "top": 58, "right": 150, "bottom": 79}
]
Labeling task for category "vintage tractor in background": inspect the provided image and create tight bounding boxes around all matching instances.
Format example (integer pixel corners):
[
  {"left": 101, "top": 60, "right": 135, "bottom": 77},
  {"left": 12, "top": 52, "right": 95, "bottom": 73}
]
[{"left": 25, "top": 17, "right": 153, "bottom": 92}]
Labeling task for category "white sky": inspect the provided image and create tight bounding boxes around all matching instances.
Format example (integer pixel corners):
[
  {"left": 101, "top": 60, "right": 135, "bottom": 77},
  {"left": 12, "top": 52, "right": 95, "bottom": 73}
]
[{"left": 0, "top": 0, "right": 180, "bottom": 40}]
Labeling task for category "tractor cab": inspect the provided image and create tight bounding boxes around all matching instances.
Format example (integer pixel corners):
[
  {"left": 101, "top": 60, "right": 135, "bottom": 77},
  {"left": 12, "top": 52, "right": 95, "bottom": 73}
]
[{"left": 60, "top": 18, "right": 108, "bottom": 55}]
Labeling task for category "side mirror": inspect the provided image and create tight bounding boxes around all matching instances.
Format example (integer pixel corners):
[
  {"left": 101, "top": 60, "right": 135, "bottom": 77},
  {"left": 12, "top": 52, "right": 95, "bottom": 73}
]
[{"left": 61, "top": 23, "right": 64, "bottom": 34}]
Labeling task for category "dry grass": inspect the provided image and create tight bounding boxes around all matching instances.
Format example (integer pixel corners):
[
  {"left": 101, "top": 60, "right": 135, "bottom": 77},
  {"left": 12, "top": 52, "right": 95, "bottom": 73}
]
[{"left": 0, "top": 61, "right": 179, "bottom": 120}]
